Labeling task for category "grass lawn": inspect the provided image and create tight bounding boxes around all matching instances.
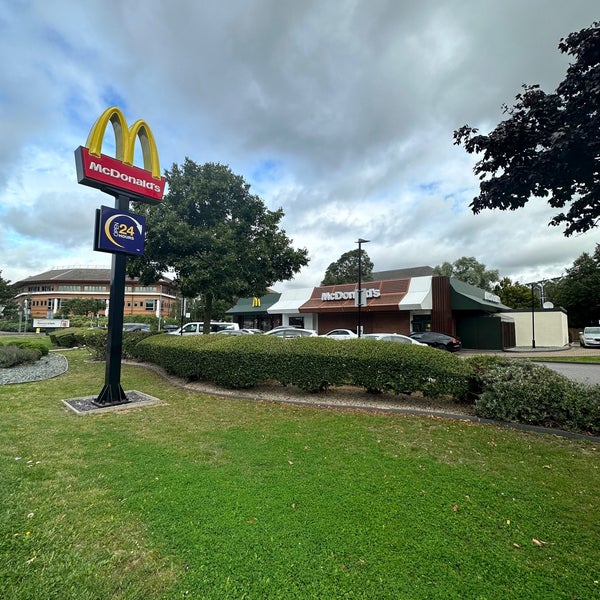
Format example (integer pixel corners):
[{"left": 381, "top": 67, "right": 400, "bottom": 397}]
[
  {"left": 0, "top": 349, "right": 598, "bottom": 599},
  {"left": 533, "top": 355, "right": 600, "bottom": 363}
]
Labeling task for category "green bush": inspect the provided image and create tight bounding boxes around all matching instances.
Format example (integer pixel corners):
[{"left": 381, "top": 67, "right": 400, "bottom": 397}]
[
  {"left": 50, "top": 328, "right": 87, "bottom": 348},
  {"left": 463, "top": 354, "right": 513, "bottom": 401},
  {"left": 0, "top": 339, "right": 49, "bottom": 357},
  {"left": 131, "top": 334, "right": 471, "bottom": 399},
  {"left": 475, "top": 360, "right": 600, "bottom": 434},
  {"left": 77, "top": 329, "right": 158, "bottom": 361},
  {"left": 82, "top": 329, "right": 108, "bottom": 360},
  {"left": 0, "top": 345, "right": 42, "bottom": 368}
]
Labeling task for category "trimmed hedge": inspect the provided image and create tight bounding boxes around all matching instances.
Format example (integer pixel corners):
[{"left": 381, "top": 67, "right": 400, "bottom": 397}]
[
  {"left": 50, "top": 328, "right": 88, "bottom": 348},
  {"left": 131, "top": 334, "right": 472, "bottom": 399}
]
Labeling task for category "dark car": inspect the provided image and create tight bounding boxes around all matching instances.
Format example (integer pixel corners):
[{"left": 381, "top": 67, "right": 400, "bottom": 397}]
[{"left": 409, "top": 331, "right": 461, "bottom": 352}]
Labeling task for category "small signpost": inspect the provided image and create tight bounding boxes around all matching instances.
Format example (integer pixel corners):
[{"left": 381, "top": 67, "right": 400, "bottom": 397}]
[{"left": 75, "top": 107, "right": 165, "bottom": 406}]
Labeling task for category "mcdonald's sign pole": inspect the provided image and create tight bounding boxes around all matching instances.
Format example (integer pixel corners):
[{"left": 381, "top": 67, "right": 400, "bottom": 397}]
[{"left": 75, "top": 107, "right": 165, "bottom": 406}]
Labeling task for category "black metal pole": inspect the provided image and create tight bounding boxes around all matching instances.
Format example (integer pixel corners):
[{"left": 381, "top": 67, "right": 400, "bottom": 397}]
[
  {"left": 94, "top": 194, "right": 130, "bottom": 406},
  {"left": 531, "top": 284, "right": 536, "bottom": 349},
  {"left": 357, "top": 243, "right": 362, "bottom": 338},
  {"left": 355, "top": 238, "right": 369, "bottom": 338}
]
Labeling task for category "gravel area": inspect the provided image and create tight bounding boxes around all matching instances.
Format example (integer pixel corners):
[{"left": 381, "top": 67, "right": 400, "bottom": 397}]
[{"left": 0, "top": 352, "right": 68, "bottom": 385}]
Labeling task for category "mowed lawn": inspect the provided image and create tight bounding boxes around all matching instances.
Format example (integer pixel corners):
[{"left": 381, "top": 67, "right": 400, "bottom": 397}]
[{"left": 0, "top": 350, "right": 598, "bottom": 599}]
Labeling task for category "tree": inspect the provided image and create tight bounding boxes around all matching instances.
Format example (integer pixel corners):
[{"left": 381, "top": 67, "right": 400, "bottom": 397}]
[
  {"left": 59, "top": 298, "right": 106, "bottom": 317},
  {"left": 130, "top": 159, "right": 309, "bottom": 333},
  {"left": 550, "top": 244, "right": 600, "bottom": 327},
  {"left": 321, "top": 249, "right": 374, "bottom": 286},
  {"left": 493, "top": 277, "right": 536, "bottom": 309},
  {"left": 454, "top": 21, "right": 600, "bottom": 236},
  {"left": 433, "top": 257, "right": 499, "bottom": 291},
  {"left": 0, "top": 271, "right": 15, "bottom": 317}
]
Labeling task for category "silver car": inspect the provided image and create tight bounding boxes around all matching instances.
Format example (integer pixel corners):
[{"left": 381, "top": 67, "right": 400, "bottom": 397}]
[
  {"left": 579, "top": 327, "right": 600, "bottom": 348},
  {"left": 264, "top": 327, "right": 317, "bottom": 338},
  {"left": 362, "top": 333, "right": 427, "bottom": 345}
]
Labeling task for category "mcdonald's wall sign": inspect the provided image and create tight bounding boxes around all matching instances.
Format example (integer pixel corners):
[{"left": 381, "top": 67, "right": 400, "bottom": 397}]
[{"left": 75, "top": 106, "right": 165, "bottom": 203}]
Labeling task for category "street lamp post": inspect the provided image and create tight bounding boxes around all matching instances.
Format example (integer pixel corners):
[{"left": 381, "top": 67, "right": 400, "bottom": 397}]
[
  {"left": 356, "top": 238, "right": 370, "bottom": 338},
  {"left": 531, "top": 283, "right": 536, "bottom": 349}
]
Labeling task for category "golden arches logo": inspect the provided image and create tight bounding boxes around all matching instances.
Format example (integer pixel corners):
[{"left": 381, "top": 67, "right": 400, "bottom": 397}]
[
  {"left": 252, "top": 297, "right": 261, "bottom": 307},
  {"left": 86, "top": 106, "right": 162, "bottom": 180},
  {"left": 75, "top": 106, "right": 165, "bottom": 203}
]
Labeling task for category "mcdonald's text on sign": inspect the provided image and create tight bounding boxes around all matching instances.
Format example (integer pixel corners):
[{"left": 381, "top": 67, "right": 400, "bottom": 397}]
[{"left": 75, "top": 107, "right": 165, "bottom": 203}]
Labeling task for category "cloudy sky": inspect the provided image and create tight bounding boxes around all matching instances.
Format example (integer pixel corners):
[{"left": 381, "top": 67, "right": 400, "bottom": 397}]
[{"left": 1, "top": 0, "right": 597, "bottom": 291}]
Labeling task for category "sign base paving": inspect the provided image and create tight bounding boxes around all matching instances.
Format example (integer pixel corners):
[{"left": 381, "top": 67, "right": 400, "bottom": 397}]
[{"left": 62, "top": 390, "right": 166, "bottom": 415}]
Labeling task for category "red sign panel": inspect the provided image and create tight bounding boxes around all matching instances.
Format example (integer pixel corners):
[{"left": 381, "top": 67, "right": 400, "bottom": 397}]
[{"left": 75, "top": 146, "right": 165, "bottom": 203}]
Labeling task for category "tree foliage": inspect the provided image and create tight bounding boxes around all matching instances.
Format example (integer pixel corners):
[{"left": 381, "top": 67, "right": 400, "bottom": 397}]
[
  {"left": 454, "top": 21, "right": 600, "bottom": 236},
  {"left": 0, "top": 271, "right": 15, "bottom": 316},
  {"left": 130, "top": 160, "right": 309, "bottom": 331},
  {"left": 433, "top": 257, "right": 499, "bottom": 291},
  {"left": 321, "top": 249, "right": 374, "bottom": 286},
  {"left": 493, "top": 277, "right": 536, "bottom": 309},
  {"left": 550, "top": 244, "right": 600, "bottom": 327},
  {"left": 58, "top": 298, "right": 106, "bottom": 317}
]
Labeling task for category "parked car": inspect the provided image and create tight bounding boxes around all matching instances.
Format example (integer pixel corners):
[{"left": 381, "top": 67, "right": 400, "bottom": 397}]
[
  {"left": 123, "top": 323, "right": 151, "bottom": 332},
  {"left": 168, "top": 321, "right": 239, "bottom": 335},
  {"left": 320, "top": 329, "right": 358, "bottom": 340},
  {"left": 240, "top": 328, "right": 264, "bottom": 334},
  {"left": 409, "top": 331, "right": 462, "bottom": 351},
  {"left": 362, "top": 333, "right": 427, "bottom": 345},
  {"left": 579, "top": 326, "right": 600, "bottom": 348},
  {"left": 161, "top": 324, "right": 179, "bottom": 333},
  {"left": 264, "top": 327, "right": 317, "bottom": 338},
  {"left": 216, "top": 329, "right": 251, "bottom": 335}
]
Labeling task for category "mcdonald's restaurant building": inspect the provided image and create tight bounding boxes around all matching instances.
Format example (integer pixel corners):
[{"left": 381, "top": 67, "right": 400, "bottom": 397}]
[{"left": 227, "top": 268, "right": 534, "bottom": 350}]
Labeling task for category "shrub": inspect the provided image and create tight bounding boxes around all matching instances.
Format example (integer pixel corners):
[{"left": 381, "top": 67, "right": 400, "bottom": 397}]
[
  {"left": 463, "top": 354, "right": 513, "bottom": 401},
  {"left": 50, "top": 328, "right": 87, "bottom": 348},
  {"left": 475, "top": 360, "right": 600, "bottom": 433},
  {"left": 0, "top": 345, "right": 42, "bottom": 368},
  {"left": 82, "top": 329, "right": 108, "bottom": 360},
  {"left": 78, "top": 329, "right": 158, "bottom": 361},
  {"left": 131, "top": 335, "right": 472, "bottom": 399},
  {"left": 0, "top": 339, "right": 49, "bottom": 357}
]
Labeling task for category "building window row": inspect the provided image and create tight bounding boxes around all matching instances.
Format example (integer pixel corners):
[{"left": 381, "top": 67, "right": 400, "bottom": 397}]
[{"left": 58, "top": 285, "right": 80, "bottom": 291}]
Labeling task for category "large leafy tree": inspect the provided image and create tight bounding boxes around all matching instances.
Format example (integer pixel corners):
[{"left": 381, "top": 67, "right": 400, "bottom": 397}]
[
  {"left": 58, "top": 298, "right": 106, "bottom": 318},
  {"left": 493, "top": 277, "right": 536, "bottom": 309},
  {"left": 433, "top": 256, "right": 499, "bottom": 291},
  {"left": 0, "top": 270, "right": 15, "bottom": 317},
  {"left": 454, "top": 21, "right": 600, "bottom": 236},
  {"left": 321, "top": 249, "right": 374, "bottom": 286},
  {"left": 550, "top": 244, "right": 600, "bottom": 327},
  {"left": 130, "top": 159, "right": 309, "bottom": 332}
]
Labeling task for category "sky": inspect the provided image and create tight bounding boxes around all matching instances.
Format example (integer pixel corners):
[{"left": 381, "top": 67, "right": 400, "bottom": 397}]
[{"left": 1, "top": 0, "right": 598, "bottom": 292}]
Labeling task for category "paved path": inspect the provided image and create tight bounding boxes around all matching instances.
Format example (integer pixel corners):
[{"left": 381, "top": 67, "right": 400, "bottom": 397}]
[
  {"left": 462, "top": 344, "right": 600, "bottom": 385},
  {"left": 533, "top": 361, "right": 600, "bottom": 385}
]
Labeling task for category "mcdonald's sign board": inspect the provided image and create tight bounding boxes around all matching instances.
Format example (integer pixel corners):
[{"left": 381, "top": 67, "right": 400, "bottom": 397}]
[{"left": 75, "top": 106, "right": 165, "bottom": 203}]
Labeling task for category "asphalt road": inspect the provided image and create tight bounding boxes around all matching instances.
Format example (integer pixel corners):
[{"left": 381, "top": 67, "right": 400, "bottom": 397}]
[{"left": 534, "top": 361, "right": 600, "bottom": 385}]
